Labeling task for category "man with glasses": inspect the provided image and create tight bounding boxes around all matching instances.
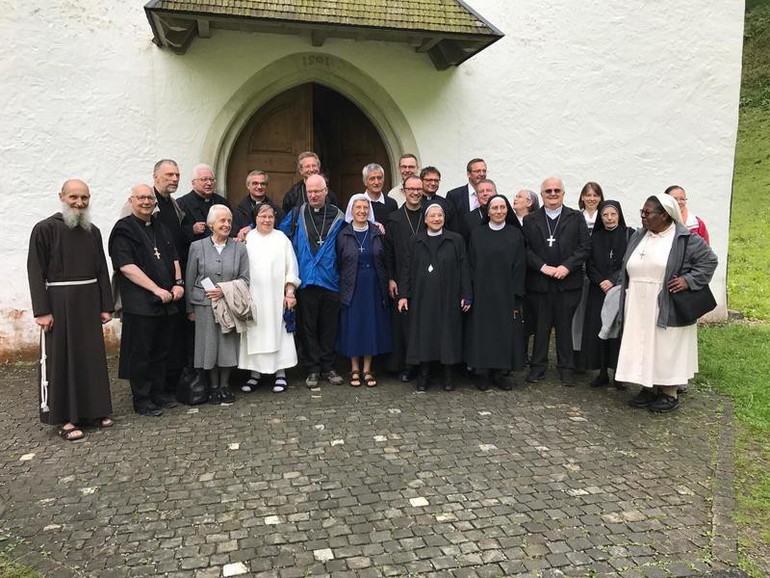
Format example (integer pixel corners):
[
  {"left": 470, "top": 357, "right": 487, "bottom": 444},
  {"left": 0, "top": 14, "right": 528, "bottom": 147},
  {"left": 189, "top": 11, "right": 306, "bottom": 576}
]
[
  {"left": 522, "top": 177, "right": 590, "bottom": 386},
  {"left": 234, "top": 170, "right": 285, "bottom": 241},
  {"left": 279, "top": 174, "right": 346, "bottom": 388},
  {"left": 109, "top": 184, "right": 185, "bottom": 416},
  {"left": 446, "top": 158, "right": 488, "bottom": 216},
  {"left": 282, "top": 151, "right": 339, "bottom": 214},
  {"left": 420, "top": 167, "right": 457, "bottom": 233},
  {"left": 177, "top": 164, "right": 232, "bottom": 244},
  {"left": 384, "top": 175, "right": 425, "bottom": 381},
  {"left": 386, "top": 153, "right": 419, "bottom": 207}
]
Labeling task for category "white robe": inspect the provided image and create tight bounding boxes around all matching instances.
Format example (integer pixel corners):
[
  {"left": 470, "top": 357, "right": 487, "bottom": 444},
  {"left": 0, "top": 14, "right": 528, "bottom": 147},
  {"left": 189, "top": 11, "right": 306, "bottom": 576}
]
[
  {"left": 615, "top": 225, "right": 698, "bottom": 387},
  {"left": 238, "top": 229, "right": 301, "bottom": 373}
]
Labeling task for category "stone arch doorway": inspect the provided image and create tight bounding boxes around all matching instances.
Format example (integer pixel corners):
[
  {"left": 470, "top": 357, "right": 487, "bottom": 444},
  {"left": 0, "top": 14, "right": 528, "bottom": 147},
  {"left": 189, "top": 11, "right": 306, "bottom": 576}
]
[{"left": 226, "top": 82, "right": 392, "bottom": 211}]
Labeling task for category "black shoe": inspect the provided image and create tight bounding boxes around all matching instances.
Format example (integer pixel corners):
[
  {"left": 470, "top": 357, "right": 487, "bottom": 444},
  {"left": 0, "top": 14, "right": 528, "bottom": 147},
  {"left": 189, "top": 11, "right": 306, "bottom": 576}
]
[
  {"left": 208, "top": 389, "right": 222, "bottom": 405},
  {"left": 525, "top": 370, "right": 546, "bottom": 383},
  {"left": 220, "top": 386, "right": 236, "bottom": 404},
  {"left": 152, "top": 393, "right": 178, "bottom": 409},
  {"left": 649, "top": 394, "right": 679, "bottom": 413},
  {"left": 400, "top": 369, "right": 416, "bottom": 382},
  {"left": 443, "top": 382, "right": 455, "bottom": 392},
  {"left": 497, "top": 380, "right": 513, "bottom": 391},
  {"left": 628, "top": 387, "right": 658, "bottom": 408},
  {"left": 561, "top": 370, "right": 576, "bottom": 387},
  {"left": 676, "top": 384, "right": 689, "bottom": 394},
  {"left": 416, "top": 372, "right": 428, "bottom": 392},
  {"left": 590, "top": 372, "right": 610, "bottom": 388},
  {"left": 615, "top": 381, "right": 628, "bottom": 391},
  {"left": 475, "top": 383, "right": 490, "bottom": 391},
  {"left": 135, "top": 403, "right": 163, "bottom": 417}
]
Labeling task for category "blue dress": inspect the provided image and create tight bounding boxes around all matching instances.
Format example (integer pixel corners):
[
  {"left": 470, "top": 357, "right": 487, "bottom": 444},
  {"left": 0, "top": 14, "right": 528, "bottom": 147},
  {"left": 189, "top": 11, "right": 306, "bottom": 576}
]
[{"left": 337, "top": 229, "right": 392, "bottom": 357}]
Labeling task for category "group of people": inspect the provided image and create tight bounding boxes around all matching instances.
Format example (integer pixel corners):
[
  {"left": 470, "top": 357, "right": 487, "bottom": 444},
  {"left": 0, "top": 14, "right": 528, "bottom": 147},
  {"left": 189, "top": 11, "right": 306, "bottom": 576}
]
[{"left": 27, "top": 152, "right": 717, "bottom": 441}]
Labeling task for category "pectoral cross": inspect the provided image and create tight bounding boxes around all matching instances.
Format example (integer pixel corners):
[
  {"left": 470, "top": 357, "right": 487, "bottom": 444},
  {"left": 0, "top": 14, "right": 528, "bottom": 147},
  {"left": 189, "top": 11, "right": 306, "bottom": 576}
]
[
  {"left": 317, "top": 239, "right": 324, "bottom": 247},
  {"left": 547, "top": 235, "right": 556, "bottom": 247},
  {"left": 609, "top": 249, "right": 614, "bottom": 260},
  {"left": 359, "top": 247, "right": 365, "bottom": 253},
  {"left": 153, "top": 246, "right": 161, "bottom": 260}
]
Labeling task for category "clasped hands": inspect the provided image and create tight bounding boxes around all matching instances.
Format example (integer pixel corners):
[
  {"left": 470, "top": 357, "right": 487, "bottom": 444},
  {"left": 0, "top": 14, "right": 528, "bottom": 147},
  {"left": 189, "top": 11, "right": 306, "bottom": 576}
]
[{"left": 541, "top": 264, "right": 570, "bottom": 280}]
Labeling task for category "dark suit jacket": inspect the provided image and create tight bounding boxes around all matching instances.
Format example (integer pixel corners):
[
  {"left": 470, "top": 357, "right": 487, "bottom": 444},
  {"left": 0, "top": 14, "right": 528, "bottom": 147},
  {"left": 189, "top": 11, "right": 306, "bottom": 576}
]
[
  {"left": 522, "top": 206, "right": 590, "bottom": 293},
  {"left": 446, "top": 184, "right": 472, "bottom": 215}
]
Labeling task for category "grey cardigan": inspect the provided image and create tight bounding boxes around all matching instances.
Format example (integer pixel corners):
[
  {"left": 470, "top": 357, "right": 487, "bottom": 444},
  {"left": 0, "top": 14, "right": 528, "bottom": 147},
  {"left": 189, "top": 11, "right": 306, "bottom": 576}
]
[{"left": 616, "top": 223, "right": 717, "bottom": 328}]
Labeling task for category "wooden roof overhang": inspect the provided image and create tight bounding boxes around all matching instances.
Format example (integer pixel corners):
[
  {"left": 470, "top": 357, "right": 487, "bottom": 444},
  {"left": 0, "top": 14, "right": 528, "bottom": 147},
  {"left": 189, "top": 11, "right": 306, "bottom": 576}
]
[{"left": 144, "top": 0, "right": 503, "bottom": 70}]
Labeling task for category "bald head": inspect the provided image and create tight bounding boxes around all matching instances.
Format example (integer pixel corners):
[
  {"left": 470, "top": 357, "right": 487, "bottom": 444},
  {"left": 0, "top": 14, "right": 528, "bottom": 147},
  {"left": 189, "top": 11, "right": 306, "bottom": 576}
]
[
  {"left": 305, "top": 174, "right": 328, "bottom": 209},
  {"left": 129, "top": 184, "right": 157, "bottom": 222}
]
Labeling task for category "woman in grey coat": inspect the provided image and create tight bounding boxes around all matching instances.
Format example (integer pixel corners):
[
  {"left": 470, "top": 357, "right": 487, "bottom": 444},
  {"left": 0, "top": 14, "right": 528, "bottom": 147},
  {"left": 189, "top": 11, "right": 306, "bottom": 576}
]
[
  {"left": 186, "top": 205, "right": 249, "bottom": 404},
  {"left": 615, "top": 194, "right": 717, "bottom": 413}
]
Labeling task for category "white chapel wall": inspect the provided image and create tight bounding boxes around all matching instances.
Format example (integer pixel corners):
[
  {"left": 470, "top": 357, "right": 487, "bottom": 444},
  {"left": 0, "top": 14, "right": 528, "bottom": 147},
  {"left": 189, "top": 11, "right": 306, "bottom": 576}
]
[{"left": 1, "top": 0, "right": 744, "bottom": 354}]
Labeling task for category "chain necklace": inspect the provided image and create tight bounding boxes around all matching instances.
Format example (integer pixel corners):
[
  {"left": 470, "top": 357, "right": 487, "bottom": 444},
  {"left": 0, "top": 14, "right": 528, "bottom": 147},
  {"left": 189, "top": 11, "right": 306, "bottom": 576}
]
[
  {"left": 545, "top": 212, "right": 562, "bottom": 248},
  {"left": 307, "top": 204, "right": 328, "bottom": 246},
  {"left": 354, "top": 228, "right": 369, "bottom": 253},
  {"left": 404, "top": 205, "right": 422, "bottom": 236},
  {"left": 141, "top": 220, "right": 161, "bottom": 259}
]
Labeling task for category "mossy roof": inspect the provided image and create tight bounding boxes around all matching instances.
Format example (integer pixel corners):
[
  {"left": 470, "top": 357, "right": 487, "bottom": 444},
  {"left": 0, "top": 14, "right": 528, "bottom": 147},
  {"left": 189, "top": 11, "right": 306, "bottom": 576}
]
[{"left": 146, "top": 0, "right": 499, "bottom": 36}]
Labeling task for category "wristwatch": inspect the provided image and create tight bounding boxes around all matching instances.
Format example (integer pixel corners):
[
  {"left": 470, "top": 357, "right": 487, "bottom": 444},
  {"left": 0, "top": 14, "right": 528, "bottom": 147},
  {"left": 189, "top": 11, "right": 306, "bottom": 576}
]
[{"left": 174, "top": 279, "right": 185, "bottom": 287}]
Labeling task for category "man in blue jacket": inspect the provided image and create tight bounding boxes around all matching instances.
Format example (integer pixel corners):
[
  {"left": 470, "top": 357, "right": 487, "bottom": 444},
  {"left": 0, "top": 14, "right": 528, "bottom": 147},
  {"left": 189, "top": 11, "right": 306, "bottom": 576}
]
[{"left": 279, "top": 174, "right": 345, "bottom": 388}]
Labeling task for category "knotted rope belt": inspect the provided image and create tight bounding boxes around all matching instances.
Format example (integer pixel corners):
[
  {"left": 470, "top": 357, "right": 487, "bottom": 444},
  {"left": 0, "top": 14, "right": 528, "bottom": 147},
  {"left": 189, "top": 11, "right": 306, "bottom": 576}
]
[{"left": 39, "top": 278, "right": 97, "bottom": 412}]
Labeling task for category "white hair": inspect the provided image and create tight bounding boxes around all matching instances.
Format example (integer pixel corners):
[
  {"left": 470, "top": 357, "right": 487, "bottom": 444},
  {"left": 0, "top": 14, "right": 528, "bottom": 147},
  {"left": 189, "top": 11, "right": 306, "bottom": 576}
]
[
  {"left": 206, "top": 204, "right": 232, "bottom": 226},
  {"left": 362, "top": 163, "right": 384, "bottom": 184},
  {"left": 192, "top": 163, "right": 214, "bottom": 179}
]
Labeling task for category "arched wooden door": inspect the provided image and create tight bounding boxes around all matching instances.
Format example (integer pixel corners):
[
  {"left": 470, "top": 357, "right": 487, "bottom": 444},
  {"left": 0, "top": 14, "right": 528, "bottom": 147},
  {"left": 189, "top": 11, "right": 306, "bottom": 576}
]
[{"left": 227, "top": 83, "right": 391, "bottom": 211}]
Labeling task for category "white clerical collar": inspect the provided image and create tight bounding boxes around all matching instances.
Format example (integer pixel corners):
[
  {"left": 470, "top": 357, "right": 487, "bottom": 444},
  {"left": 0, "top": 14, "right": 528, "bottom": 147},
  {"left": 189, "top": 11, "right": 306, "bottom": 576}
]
[
  {"left": 545, "top": 206, "right": 563, "bottom": 219},
  {"left": 427, "top": 229, "right": 443, "bottom": 236},
  {"left": 366, "top": 192, "right": 385, "bottom": 204},
  {"left": 488, "top": 221, "right": 505, "bottom": 231}
]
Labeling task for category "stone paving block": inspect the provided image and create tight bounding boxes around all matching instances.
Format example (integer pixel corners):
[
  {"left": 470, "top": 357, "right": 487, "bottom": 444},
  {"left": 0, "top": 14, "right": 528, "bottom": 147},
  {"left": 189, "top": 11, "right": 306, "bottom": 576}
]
[{"left": 0, "top": 362, "right": 743, "bottom": 578}]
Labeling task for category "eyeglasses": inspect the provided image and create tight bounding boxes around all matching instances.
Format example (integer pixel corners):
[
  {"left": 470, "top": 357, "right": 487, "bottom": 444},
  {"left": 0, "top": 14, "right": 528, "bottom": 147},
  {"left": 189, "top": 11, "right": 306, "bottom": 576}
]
[
  {"left": 306, "top": 188, "right": 327, "bottom": 195},
  {"left": 404, "top": 187, "right": 423, "bottom": 192},
  {"left": 132, "top": 195, "right": 156, "bottom": 203},
  {"left": 194, "top": 177, "right": 216, "bottom": 183},
  {"left": 639, "top": 209, "right": 663, "bottom": 216},
  {"left": 543, "top": 188, "right": 562, "bottom": 195},
  {"left": 251, "top": 182, "right": 267, "bottom": 187},
  {"left": 422, "top": 178, "right": 440, "bottom": 183}
]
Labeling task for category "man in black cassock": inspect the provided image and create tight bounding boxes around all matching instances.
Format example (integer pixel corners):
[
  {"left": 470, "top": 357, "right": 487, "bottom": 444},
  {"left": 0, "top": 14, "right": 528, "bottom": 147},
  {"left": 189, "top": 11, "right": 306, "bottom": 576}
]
[
  {"left": 27, "top": 179, "right": 114, "bottom": 441},
  {"left": 522, "top": 177, "right": 590, "bottom": 386},
  {"left": 281, "top": 151, "right": 339, "bottom": 214},
  {"left": 109, "top": 184, "right": 185, "bottom": 416},
  {"left": 176, "top": 163, "right": 232, "bottom": 244},
  {"left": 151, "top": 159, "right": 190, "bottom": 390},
  {"left": 384, "top": 175, "right": 425, "bottom": 380},
  {"left": 234, "top": 169, "right": 284, "bottom": 240},
  {"left": 419, "top": 166, "right": 458, "bottom": 233}
]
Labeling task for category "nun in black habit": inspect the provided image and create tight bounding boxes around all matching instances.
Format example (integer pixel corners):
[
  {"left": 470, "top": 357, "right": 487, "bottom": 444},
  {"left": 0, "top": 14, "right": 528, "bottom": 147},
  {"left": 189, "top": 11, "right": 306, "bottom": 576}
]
[
  {"left": 397, "top": 203, "right": 472, "bottom": 391},
  {"left": 465, "top": 195, "right": 527, "bottom": 390},
  {"left": 581, "top": 200, "right": 630, "bottom": 388}
]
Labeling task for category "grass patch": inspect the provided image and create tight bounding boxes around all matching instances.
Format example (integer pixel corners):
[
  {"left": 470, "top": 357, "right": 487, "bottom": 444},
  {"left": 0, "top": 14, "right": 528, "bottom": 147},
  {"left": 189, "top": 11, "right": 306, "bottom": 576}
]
[
  {"left": 698, "top": 323, "right": 770, "bottom": 576},
  {"left": 0, "top": 555, "right": 41, "bottom": 578},
  {"left": 728, "top": 106, "right": 770, "bottom": 320}
]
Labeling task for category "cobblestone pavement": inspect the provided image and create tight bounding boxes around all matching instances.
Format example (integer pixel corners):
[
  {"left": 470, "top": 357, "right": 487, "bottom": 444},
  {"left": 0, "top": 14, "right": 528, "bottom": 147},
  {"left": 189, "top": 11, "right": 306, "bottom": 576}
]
[{"left": 0, "top": 358, "right": 742, "bottom": 578}]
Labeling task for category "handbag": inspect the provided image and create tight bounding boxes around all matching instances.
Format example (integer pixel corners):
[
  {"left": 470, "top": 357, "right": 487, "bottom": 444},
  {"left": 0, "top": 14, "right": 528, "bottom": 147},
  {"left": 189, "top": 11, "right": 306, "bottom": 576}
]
[
  {"left": 669, "top": 236, "right": 716, "bottom": 326},
  {"left": 175, "top": 366, "right": 209, "bottom": 405}
]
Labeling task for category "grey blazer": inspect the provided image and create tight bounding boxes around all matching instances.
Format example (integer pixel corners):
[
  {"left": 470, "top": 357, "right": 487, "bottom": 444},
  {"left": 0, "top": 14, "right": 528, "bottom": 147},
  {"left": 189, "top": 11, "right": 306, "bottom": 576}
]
[{"left": 185, "top": 238, "right": 249, "bottom": 312}]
